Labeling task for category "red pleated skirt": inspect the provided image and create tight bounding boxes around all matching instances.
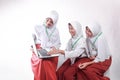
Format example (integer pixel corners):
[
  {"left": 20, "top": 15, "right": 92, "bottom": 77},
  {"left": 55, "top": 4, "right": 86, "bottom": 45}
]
[
  {"left": 57, "top": 57, "right": 111, "bottom": 80},
  {"left": 77, "top": 57, "right": 112, "bottom": 80},
  {"left": 31, "top": 53, "right": 58, "bottom": 80}
]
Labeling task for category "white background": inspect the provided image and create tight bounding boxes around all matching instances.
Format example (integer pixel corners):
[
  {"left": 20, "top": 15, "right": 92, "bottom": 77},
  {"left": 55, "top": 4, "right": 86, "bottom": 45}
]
[{"left": 0, "top": 0, "right": 120, "bottom": 80}]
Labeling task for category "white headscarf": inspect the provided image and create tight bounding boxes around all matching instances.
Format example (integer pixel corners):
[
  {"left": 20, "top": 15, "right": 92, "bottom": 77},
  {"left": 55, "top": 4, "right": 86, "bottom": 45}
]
[
  {"left": 65, "top": 21, "right": 86, "bottom": 64},
  {"left": 70, "top": 21, "right": 83, "bottom": 39},
  {"left": 34, "top": 10, "right": 61, "bottom": 51},
  {"left": 46, "top": 10, "right": 59, "bottom": 25},
  {"left": 87, "top": 22, "right": 101, "bottom": 37},
  {"left": 87, "top": 22, "right": 111, "bottom": 62}
]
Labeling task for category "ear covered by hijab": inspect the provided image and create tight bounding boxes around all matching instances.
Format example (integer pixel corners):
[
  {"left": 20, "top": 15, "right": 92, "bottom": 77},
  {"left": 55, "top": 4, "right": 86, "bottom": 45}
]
[
  {"left": 69, "top": 21, "right": 83, "bottom": 38},
  {"left": 47, "top": 10, "right": 59, "bottom": 24},
  {"left": 87, "top": 22, "right": 102, "bottom": 37}
]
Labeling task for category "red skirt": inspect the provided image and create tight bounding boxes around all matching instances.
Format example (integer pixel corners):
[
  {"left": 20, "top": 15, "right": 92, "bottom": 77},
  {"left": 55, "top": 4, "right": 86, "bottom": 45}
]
[
  {"left": 57, "top": 57, "right": 111, "bottom": 80},
  {"left": 31, "top": 53, "right": 58, "bottom": 80},
  {"left": 77, "top": 57, "right": 112, "bottom": 80},
  {"left": 56, "top": 59, "right": 71, "bottom": 80},
  {"left": 56, "top": 58, "right": 87, "bottom": 80}
]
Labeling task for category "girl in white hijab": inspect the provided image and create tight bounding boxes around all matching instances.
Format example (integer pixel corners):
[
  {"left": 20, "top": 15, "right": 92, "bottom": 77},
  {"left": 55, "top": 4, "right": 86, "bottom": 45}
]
[
  {"left": 50, "top": 21, "right": 88, "bottom": 80},
  {"left": 77, "top": 22, "right": 112, "bottom": 80},
  {"left": 31, "top": 10, "right": 61, "bottom": 80},
  {"left": 33, "top": 10, "right": 61, "bottom": 50}
]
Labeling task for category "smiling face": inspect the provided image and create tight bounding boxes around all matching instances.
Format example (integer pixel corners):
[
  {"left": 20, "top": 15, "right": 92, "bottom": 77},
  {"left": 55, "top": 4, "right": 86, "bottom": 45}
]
[
  {"left": 68, "top": 23, "right": 76, "bottom": 37},
  {"left": 85, "top": 26, "right": 93, "bottom": 38},
  {"left": 46, "top": 18, "right": 54, "bottom": 28}
]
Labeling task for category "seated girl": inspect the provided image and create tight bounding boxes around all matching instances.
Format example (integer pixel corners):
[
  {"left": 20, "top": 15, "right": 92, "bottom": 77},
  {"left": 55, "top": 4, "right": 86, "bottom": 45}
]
[
  {"left": 49, "top": 21, "right": 88, "bottom": 80},
  {"left": 77, "top": 22, "right": 112, "bottom": 80},
  {"left": 31, "top": 10, "right": 61, "bottom": 80}
]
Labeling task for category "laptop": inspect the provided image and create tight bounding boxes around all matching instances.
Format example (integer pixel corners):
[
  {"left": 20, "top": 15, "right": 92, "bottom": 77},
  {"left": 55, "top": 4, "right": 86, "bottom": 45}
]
[{"left": 31, "top": 34, "right": 59, "bottom": 58}]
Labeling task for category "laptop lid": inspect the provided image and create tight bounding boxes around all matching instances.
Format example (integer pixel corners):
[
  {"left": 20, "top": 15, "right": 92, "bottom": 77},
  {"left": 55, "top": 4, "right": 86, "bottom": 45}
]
[{"left": 31, "top": 34, "right": 59, "bottom": 58}]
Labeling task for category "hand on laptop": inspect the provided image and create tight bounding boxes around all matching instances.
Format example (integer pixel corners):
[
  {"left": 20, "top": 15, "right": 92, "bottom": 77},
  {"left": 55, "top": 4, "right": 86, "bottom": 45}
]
[{"left": 47, "top": 47, "right": 58, "bottom": 55}]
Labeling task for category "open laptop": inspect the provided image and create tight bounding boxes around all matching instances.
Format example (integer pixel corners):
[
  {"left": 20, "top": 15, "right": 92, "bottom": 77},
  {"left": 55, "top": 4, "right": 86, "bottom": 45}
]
[{"left": 31, "top": 34, "right": 59, "bottom": 58}]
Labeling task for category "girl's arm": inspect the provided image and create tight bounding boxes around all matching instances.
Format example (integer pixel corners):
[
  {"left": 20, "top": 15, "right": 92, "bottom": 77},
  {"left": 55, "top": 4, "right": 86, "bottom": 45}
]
[{"left": 47, "top": 48, "right": 65, "bottom": 55}]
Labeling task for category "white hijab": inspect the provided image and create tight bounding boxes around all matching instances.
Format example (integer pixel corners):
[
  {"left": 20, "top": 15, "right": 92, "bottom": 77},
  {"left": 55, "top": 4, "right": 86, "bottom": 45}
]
[
  {"left": 65, "top": 21, "right": 85, "bottom": 64},
  {"left": 34, "top": 10, "right": 61, "bottom": 50},
  {"left": 44, "top": 10, "right": 59, "bottom": 26},
  {"left": 87, "top": 22, "right": 111, "bottom": 62},
  {"left": 70, "top": 21, "right": 83, "bottom": 39},
  {"left": 87, "top": 22, "right": 101, "bottom": 37},
  {"left": 67, "top": 21, "right": 83, "bottom": 51},
  {"left": 66, "top": 21, "right": 83, "bottom": 51}
]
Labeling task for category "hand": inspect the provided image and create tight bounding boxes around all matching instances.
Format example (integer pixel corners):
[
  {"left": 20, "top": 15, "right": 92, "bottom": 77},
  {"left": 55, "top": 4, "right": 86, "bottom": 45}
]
[
  {"left": 78, "top": 62, "right": 89, "bottom": 69},
  {"left": 47, "top": 50, "right": 54, "bottom": 55},
  {"left": 47, "top": 50, "right": 57, "bottom": 55},
  {"left": 51, "top": 46, "right": 57, "bottom": 51},
  {"left": 47, "top": 47, "right": 58, "bottom": 55},
  {"left": 89, "top": 56, "right": 96, "bottom": 60}
]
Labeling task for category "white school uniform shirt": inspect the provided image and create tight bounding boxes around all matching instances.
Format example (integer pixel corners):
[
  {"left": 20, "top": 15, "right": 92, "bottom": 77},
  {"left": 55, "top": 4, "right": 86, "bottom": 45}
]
[
  {"left": 64, "top": 21, "right": 88, "bottom": 64},
  {"left": 65, "top": 37, "right": 87, "bottom": 64},
  {"left": 32, "top": 10, "right": 61, "bottom": 51},
  {"left": 86, "top": 38, "right": 97, "bottom": 57},
  {"left": 33, "top": 24, "right": 61, "bottom": 51},
  {"left": 87, "top": 22, "right": 111, "bottom": 62}
]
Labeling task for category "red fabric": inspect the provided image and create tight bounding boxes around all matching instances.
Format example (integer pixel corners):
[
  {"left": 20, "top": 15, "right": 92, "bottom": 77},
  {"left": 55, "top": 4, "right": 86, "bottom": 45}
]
[
  {"left": 77, "top": 57, "right": 112, "bottom": 80},
  {"left": 56, "top": 58, "right": 87, "bottom": 80},
  {"left": 57, "top": 57, "right": 111, "bottom": 80},
  {"left": 63, "top": 58, "right": 90, "bottom": 80},
  {"left": 31, "top": 52, "right": 42, "bottom": 80},
  {"left": 56, "top": 59, "right": 71, "bottom": 80},
  {"left": 35, "top": 44, "right": 42, "bottom": 49},
  {"left": 31, "top": 52, "right": 58, "bottom": 80}
]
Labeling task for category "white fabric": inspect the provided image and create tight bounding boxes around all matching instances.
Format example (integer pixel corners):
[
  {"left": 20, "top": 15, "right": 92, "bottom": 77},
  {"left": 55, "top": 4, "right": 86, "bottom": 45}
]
[
  {"left": 87, "top": 22, "right": 101, "bottom": 37},
  {"left": 86, "top": 38, "right": 97, "bottom": 57},
  {"left": 87, "top": 22, "right": 111, "bottom": 62},
  {"left": 65, "top": 38, "right": 87, "bottom": 64},
  {"left": 94, "top": 34, "right": 111, "bottom": 62},
  {"left": 70, "top": 21, "right": 83, "bottom": 38},
  {"left": 47, "top": 10, "right": 59, "bottom": 24},
  {"left": 32, "top": 11, "right": 61, "bottom": 51},
  {"left": 64, "top": 21, "right": 87, "bottom": 64}
]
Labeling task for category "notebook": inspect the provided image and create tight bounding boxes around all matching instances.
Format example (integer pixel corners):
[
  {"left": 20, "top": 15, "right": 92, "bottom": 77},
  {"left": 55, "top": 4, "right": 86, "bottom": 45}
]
[{"left": 31, "top": 34, "right": 59, "bottom": 58}]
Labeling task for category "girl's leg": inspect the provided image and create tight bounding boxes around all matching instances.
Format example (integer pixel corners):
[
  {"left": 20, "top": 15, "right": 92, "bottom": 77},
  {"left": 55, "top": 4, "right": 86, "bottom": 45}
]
[
  {"left": 31, "top": 53, "right": 42, "bottom": 80},
  {"left": 56, "top": 59, "right": 71, "bottom": 80},
  {"left": 42, "top": 57, "right": 58, "bottom": 80},
  {"left": 82, "top": 57, "right": 112, "bottom": 80}
]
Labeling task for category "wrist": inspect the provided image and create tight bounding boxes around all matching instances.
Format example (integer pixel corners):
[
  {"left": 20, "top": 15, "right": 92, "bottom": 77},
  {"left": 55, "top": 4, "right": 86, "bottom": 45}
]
[
  {"left": 59, "top": 50, "right": 64, "bottom": 54},
  {"left": 89, "top": 61, "right": 95, "bottom": 65}
]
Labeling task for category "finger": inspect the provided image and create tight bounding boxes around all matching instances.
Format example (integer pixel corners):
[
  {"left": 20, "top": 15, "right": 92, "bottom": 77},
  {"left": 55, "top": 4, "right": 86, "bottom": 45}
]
[
  {"left": 79, "top": 66, "right": 84, "bottom": 69},
  {"left": 78, "top": 63, "right": 81, "bottom": 67},
  {"left": 47, "top": 52, "right": 51, "bottom": 54},
  {"left": 79, "top": 64, "right": 83, "bottom": 69},
  {"left": 80, "top": 67, "right": 84, "bottom": 69},
  {"left": 80, "top": 65, "right": 85, "bottom": 69}
]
